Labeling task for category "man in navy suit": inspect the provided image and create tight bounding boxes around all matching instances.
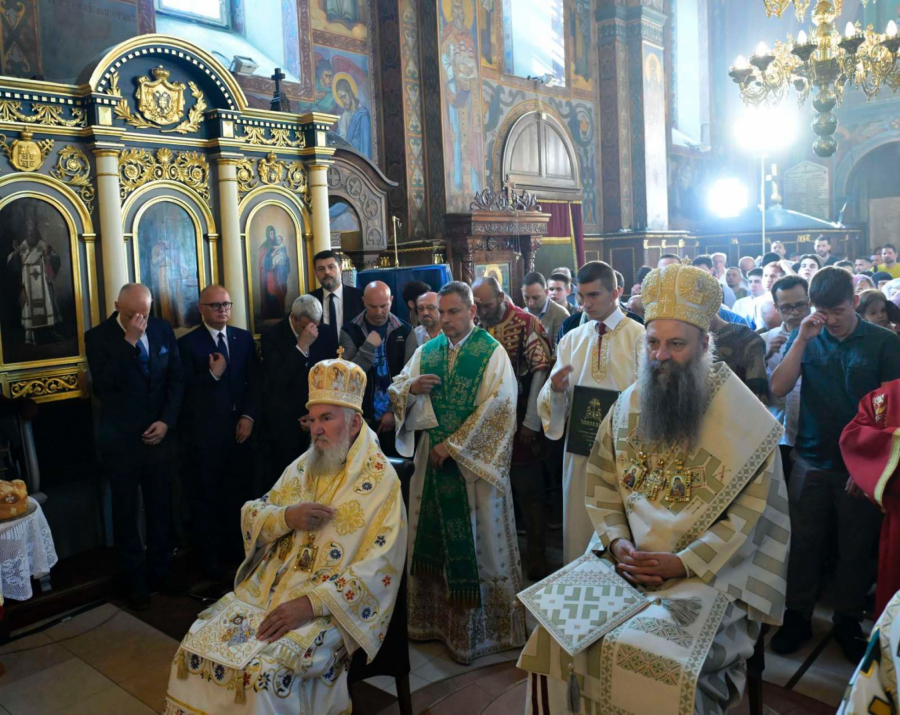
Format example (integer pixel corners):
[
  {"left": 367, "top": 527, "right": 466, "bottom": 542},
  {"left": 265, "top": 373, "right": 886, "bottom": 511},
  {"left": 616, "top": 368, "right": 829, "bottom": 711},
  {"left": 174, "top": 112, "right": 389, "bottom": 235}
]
[
  {"left": 309, "top": 249, "right": 364, "bottom": 330},
  {"left": 85, "top": 284, "right": 183, "bottom": 610},
  {"left": 178, "top": 284, "right": 261, "bottom": 580},
  {"left": 260, "top": 294, "right": 338, "bottom": 479}
]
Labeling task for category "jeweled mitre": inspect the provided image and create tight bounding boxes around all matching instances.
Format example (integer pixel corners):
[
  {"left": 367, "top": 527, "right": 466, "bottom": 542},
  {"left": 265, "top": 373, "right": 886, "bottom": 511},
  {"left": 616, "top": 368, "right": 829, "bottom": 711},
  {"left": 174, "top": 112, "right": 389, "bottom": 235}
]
[
  {"left": 306, "top": 348, "right": 367, "bottom": 414},
  {"left": 641, "top": 264, "right": 721, "bottom": 332}
]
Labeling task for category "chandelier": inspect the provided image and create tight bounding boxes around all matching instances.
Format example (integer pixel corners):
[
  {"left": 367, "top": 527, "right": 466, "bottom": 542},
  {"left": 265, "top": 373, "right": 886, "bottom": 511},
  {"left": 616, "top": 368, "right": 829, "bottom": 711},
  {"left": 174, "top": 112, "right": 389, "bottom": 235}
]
[{"left": 729, "top": 0, "right": 900, "bottom": 157}]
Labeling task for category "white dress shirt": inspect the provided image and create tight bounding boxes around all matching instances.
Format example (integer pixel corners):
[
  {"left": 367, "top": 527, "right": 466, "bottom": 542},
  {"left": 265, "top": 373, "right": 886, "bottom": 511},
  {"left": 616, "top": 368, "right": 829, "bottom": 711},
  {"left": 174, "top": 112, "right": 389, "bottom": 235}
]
[
  {"left": 762, "top": 323, "right": 800, "bottom": 446},
  {"left": 321, "top": 284, "right": 344, "bottom": 329},
  {"left": 204, "top": 322, "right": 253, "bottom": 421}
]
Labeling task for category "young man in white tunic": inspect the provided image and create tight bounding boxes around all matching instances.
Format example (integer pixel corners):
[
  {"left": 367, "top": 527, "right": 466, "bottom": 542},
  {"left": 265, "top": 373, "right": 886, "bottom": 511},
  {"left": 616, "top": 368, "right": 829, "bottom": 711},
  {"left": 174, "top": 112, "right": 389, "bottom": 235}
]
[
  {"left": 165, "top": 352, "right": 407, "bottom": 715},
  {"left": 389, "top": 281, "right": 527, "bottom": 664},
  {"left": 519, "top": 264, "right": 791, "bottom": 715},
  {"left": 538, "top": 261, "right": 644, "bottom": 563}
]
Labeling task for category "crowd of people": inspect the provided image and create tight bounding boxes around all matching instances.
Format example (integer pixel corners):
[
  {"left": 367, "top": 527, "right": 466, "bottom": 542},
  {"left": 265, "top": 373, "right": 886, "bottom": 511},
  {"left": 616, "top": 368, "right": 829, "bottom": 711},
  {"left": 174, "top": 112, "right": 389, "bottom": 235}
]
[{"left": 84, "top": 240, "right": 900, "bottom": 714}]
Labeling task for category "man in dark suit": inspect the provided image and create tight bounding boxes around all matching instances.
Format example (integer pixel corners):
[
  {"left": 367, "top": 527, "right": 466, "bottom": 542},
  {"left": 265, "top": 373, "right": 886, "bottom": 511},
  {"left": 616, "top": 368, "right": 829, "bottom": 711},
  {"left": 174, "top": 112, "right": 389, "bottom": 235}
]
[
  {"left": 178, "top": 284, "right": 261, "bottom": 580},
  {"left": 340, "top": 281, "right": 411, "bottom": 456},
  {"left": 309, "top": 249, "right": 364, "bottom": 330},
  {"left": 260, "top": 294, "right": 338, "bottom": 479},
  {"left": 85, "top": 283, "right": 183, "bottom": 610}
]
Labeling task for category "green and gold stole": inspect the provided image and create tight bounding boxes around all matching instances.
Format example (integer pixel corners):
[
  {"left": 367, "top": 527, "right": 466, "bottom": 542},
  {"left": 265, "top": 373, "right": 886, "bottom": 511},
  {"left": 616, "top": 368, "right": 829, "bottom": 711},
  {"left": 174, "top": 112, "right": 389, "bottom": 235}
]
[{"left": 411, "top": 328, "right": 497, "bottom": 607}]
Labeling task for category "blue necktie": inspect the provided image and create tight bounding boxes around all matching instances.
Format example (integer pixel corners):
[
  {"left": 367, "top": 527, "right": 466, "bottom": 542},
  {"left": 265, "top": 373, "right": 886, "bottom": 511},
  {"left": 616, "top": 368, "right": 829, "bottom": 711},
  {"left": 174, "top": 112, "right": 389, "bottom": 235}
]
[
  {"left": 216, "top": 331, "right": 230, "bottom": 365},
  {"left": 137, "top": 339, "right": 150, "bottom": 377}
]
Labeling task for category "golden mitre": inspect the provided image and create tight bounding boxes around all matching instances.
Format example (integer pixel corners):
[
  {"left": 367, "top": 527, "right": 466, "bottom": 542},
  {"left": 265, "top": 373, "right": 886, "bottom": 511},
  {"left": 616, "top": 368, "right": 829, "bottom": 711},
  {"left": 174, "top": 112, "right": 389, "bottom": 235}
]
[
  {"left": 306, "top": 348, "right": 367, "bottom": 414},
  {"left": 641, "top": 264, "right": 722, "bottom": 332}
]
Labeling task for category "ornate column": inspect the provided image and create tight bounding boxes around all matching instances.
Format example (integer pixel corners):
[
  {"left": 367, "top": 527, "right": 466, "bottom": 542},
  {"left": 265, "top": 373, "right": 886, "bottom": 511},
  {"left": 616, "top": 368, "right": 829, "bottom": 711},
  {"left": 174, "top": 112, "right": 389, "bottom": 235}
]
[
  {"left": 596, "top": 0, "right": 668, "bottom": 231},
  {"left": 214, "top": 153, "right": 248, "bottom": 330},
  {"left": 93, "top": 145, "right": 128, "bottom": 312},
  {"left": 297, "top": 112, "right": 338, "bottom": 256},
  {"left": 308, "top": 164, "right": 332, "bottom": 255}
]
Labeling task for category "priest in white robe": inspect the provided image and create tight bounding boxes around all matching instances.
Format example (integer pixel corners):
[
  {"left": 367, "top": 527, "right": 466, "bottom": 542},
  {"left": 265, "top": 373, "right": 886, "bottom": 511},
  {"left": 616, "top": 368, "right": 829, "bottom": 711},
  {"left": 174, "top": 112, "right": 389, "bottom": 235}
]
[
  {"left": 539, "top": 261, "right": 644, "bottom": 563},
  {"left": 519, "top": 264, "right": 790, "bottom": 715},
  {"left": 165, "top": 351, "right": 406, "bottom": 715},
  {"left": 389, "top": 280, "right": 527, "bottom": 664}
]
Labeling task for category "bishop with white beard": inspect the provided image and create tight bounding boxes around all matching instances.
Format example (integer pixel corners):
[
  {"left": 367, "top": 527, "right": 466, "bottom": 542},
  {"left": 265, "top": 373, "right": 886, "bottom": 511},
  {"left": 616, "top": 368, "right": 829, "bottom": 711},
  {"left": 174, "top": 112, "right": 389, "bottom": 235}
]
[{"left": 165, "top": 351, "right": 407, "bottom": 715}]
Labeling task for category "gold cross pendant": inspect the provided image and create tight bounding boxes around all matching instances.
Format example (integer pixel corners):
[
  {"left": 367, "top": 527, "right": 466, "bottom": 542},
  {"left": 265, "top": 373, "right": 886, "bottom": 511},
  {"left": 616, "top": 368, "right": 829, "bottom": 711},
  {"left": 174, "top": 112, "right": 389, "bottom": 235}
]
[{"left": 643, "top": 459, "right": 667, "bottom": 500}]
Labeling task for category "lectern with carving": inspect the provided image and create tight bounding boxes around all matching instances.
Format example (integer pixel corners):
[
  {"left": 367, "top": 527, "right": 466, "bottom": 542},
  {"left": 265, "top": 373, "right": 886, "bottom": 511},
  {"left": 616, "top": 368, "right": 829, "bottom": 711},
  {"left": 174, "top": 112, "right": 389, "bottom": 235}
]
[{"left": 445, "top": 188, "right": 549, "bottom": 302}]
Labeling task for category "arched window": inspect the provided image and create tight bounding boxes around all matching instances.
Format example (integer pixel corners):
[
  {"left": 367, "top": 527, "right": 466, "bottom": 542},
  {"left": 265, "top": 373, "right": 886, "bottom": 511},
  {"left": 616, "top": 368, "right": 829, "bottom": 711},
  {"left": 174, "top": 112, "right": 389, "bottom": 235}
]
[
  {"left": 501, "top": 111, "right": 580, "bottom": 194},
  {"left": 501, "top": 0, "right": 565, "bottom": 86},
  {"left": 670, "top": 0, "right": 711, "bottom": 149}
]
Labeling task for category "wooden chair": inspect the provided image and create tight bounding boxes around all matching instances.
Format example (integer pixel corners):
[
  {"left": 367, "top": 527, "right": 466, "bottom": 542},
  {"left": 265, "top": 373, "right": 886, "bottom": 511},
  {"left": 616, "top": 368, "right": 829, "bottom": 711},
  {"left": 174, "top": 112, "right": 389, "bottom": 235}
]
[
  {"left": 746, "top": 623, "right": 769, "bottom": 715},
  {"left": 348, "top": 456, "right": 414, "bottom": 715}
]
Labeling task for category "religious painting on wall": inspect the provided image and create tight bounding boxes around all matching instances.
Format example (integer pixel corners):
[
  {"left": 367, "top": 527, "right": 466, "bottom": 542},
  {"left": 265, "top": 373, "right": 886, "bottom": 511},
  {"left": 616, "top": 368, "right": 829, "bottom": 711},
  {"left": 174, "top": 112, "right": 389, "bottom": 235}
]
[
  {"left": 570, "top": 0, "right": 593, "bottom": 91},
  {"left": 305, "top": 48, "right": 372, "bottom": 159},
  {"left": 312, "top": 0, "right": 368, "bottom": 40},
  {"left": 476, "top": 262, "right": 510, "bottom": 291},
  {"left": 0, "top": 197, "right": 80, "bottom": 366},
  {"left": 477, "top": 0, "right": 499, "bottom": 69},
  {"left": 439, "top": 0, "right": 485, "bottom": 212},
  {"left": 247, "top": 203, "right": 304, "bottom": 335},
  {"left": 329, "top": 198, "right": 362, "bottom": 252},
  {"left": 135, "top": 200, "right": 202, "bottom": 333}
]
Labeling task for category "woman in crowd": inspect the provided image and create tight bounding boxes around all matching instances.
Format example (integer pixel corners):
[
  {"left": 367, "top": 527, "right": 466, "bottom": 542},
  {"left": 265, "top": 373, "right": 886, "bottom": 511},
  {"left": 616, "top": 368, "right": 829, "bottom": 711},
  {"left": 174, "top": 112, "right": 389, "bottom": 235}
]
[{"left": 857, "top": 289, "right": 900, "bottom": 333}]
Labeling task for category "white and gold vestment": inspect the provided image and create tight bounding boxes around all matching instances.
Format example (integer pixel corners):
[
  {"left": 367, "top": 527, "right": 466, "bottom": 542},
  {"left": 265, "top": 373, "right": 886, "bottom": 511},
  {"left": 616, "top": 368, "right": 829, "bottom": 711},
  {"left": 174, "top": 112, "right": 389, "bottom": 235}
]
[
  {"left": 164, "top": 423, "right": 407, "bottom": 715},
  {"left": 538, "top": 308, "right": 644, "bottom": 563},
  {"left": 520, "top": 363, "right": 791, "bottom": 715}
]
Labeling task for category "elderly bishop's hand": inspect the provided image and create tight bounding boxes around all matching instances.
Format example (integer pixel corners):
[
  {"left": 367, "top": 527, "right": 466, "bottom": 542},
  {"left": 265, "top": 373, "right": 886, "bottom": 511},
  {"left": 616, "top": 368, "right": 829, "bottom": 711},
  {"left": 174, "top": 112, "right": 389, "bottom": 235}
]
[
  {"left": 257, "top": 596, "right": 314, "bottom": 642},
  {"left": 285, "top": 503, "right": 335, "bottom": 531}
]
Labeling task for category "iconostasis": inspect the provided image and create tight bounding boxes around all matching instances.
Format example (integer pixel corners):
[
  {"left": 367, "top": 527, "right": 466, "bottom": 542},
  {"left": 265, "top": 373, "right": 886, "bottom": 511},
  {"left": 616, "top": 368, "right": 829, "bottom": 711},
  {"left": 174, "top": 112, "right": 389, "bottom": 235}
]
[{"left": 0, "top": 34, "right": 393, "bottom": 403}]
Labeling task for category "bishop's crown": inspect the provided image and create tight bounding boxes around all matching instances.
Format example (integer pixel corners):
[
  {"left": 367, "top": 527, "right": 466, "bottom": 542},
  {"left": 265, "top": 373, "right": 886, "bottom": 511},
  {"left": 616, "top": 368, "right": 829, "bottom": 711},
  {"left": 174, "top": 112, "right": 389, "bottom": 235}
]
[{"left": 306, "top": 347, "right": 367, "bottom": 414}]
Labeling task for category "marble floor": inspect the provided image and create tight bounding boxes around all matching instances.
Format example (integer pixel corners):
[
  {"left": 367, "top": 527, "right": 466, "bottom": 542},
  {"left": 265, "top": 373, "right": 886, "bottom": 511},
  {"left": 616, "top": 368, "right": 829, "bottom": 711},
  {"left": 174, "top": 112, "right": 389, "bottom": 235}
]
[{"left": 0, "top": 594, "right": 856, "bottom": 715}]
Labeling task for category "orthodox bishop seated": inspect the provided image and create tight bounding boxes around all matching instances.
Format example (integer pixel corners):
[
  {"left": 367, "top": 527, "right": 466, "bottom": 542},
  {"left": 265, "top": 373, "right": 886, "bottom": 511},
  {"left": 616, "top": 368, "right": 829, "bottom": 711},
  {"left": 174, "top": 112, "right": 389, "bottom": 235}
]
[
  {"left": 165, "top": 350, "right": 407, "bottom": 715},
  {"left": 518, "top": 264, "right": 791, "bottom": 715}
]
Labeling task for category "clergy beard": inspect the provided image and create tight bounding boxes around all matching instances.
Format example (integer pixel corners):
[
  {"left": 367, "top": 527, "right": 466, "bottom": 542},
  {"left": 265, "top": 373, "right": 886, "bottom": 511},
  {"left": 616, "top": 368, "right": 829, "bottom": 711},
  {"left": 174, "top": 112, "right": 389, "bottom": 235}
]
[
  {"left": 636, "top": 339, "right": 715, "bottom": 450},
  {"left": 307, "top": 412, "right": 353, "bottom": 479}
]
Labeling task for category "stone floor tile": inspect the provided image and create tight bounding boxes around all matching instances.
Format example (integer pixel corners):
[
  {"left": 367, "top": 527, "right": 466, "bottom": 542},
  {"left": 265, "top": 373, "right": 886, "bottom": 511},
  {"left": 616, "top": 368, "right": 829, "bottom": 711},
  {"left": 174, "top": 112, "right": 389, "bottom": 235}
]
[{"left": 0, "top": 658, "right": 114, "bottom": 714}]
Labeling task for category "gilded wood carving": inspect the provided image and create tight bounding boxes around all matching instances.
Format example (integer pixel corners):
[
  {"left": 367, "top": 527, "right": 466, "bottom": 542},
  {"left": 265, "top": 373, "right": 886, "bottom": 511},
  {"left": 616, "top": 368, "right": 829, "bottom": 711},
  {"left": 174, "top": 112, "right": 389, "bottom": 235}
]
[{"left": 118, "top": 148, "right": 211, "bottom": 205}]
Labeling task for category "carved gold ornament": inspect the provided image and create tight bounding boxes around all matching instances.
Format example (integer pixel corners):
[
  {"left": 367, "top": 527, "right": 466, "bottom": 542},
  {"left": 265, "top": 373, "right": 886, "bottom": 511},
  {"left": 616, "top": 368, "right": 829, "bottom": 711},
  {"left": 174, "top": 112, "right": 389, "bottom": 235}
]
[
  {"left": 108, "top": 68, "right": 208, "bottom": 135},
  {"left": 0, "top": 129, "right": 54, "bottom": 172},
  {"left": 0, "top": 100, "right": 87, "bottom": 128},
  {"left": 136, "top": 66, "right": 185, "bottom": 125},
  {"left": 237, "top": 153, "right": 309, "bottom": 205},
  {"left": 10, "top": 373, "right": 81, "bottom": 400},
  {"left": 118, "top": 147, "right": 210, "bottom": 205},
  {"left": 235, "top": 158, "right": 258, "bottom": 194},
  {"left": 50, "top": 146, "right": 95, "bottom": 213},
  {"left": 235, "top": 124, "right": 304, "bottom": 148},
  {"left": 258, "top": 152, "right": 285, "bottom": 185}
]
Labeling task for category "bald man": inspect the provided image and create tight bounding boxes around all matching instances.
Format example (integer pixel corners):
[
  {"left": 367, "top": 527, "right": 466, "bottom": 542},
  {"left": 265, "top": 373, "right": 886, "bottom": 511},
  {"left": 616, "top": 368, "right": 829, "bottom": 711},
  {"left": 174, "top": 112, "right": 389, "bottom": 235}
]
[
  {"left": 85, "top": 283, "right": 184, "bottom": 610},
  {"left": 178, "top": 284, "right": 261, "bottom": 581},
  {"left": 340, "top": 280, "right": 412, "bottom": 455}
]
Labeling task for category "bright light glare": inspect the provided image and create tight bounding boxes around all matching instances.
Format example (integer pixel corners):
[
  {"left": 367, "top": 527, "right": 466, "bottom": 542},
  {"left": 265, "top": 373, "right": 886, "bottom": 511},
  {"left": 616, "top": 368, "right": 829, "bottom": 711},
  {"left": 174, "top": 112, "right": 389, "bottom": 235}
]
[
  {"left": 733, "top": 105, "right": 798, "bottom": 156},
  {"left": 887, "top": 20, "right": 898, "bottom": 37},
  {"left": 733, "top": 54, "right": 749, "bottom": 69},
  {"left": 708, "top": 178, "right": 748, "bottom": 219},
  {"left": 798, "top": 30, "right": 808, "bottom": 43},
  {"left": 755, "top": 41, "right": 769, "bottom": 56}
]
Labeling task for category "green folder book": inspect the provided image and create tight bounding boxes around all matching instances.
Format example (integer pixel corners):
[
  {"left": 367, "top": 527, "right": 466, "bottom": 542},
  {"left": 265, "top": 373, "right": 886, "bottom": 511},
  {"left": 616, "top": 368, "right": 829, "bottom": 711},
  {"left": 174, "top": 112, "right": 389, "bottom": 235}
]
[{"left": 566, "top": 386, "right": 620, "bottom": 456}]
